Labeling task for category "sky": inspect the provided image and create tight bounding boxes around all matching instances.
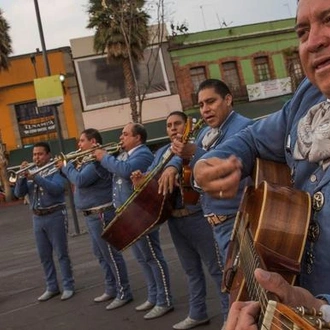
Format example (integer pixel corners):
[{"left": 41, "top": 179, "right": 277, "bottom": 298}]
[{"left": 1, "top": 0, "right": 298, "bottom": 56}]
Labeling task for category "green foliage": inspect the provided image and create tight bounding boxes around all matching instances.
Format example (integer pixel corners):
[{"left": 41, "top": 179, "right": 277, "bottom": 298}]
[
  {"left": 87, "top": 0, "right": 150, "bottom": 61},
  {"left": 0, "top": 9, "right": 12, "bottom": 71}
]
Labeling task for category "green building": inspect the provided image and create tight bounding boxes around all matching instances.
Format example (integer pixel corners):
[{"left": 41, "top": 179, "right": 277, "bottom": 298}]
[{"left": 168, "top": 18, "right": 304, "bottom": 118}]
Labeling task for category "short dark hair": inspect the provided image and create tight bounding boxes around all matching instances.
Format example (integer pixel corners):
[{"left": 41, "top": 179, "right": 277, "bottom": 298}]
[
  {"left": 198, "top": 79, "right": 233, "bottom": 105},
  {"left": 82, "top": 128, "right": 103, "bottom": 145},
  {"left": 167, "top": 111, "right": 187, "bottom": 123},
  {"left": 33, "top": 141, "right": 51, "bottom": 153},
  {"left": 131, "top": 123, "right": 147, "bottom": 144}
]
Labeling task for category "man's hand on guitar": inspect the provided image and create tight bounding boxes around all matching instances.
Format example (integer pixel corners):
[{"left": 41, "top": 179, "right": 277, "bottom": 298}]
[
  {"left": 226, "top": 301, "right": 260, "bottom": 330},
  {"left": 193, "top": 155, "right": 242, "bottom": 199},
  {"left": 158, "top": 166, "right": 179, "bottom": 195},
  {"left": 171, "top": 134, "right": 197, "bottom": 160},
  {"left": 130, "top": 170, "right": 145, "bottom": 189},
  {"left": 226, "top": 268, "right": 327, "bottom": 330},
  {"left": 254, "top": 268, "right": 326, "bottom": 311}
]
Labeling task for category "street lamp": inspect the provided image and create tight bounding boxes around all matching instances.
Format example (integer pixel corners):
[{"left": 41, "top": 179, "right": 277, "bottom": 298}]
[{"left": 33, "top": 0, "right": 80, "bottom": 235}]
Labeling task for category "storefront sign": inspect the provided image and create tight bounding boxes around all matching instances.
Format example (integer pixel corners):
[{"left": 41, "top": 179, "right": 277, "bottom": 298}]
[
  {"left": 247, "top": 78, "right": 292, "bottom": 101},
  {"left": 19, "top": 117, "right": 56, "bottom": 137}
]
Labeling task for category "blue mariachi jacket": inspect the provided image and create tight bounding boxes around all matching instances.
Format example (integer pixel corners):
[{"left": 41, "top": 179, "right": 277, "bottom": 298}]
[
  {"left": 100, "top": 144, "right": 154, "bottom": 208},
  {"left": 14, "top": 170, "right": 66, "bottom": 209},
  {"left": 61, "top": 161, "right": 112, "bottom": 210},
  {"left": 191, "top": 111, "right": 253, "bottom": 216},
  {"left": 147, "top": 144, "right": 201, "bottom": 213},
  {"left": 205, "top": 78, "right": 329, "bottom": 296}
]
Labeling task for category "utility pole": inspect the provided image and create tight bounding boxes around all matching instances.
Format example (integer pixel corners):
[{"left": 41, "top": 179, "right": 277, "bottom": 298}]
[{"left": 33, "top": 0, "right": 80, "bottom": 235}]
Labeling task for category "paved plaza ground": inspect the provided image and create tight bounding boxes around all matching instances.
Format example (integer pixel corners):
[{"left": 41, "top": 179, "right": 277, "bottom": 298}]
[{"left": 0, "top": 200, "right": 224, "bottom": 330}]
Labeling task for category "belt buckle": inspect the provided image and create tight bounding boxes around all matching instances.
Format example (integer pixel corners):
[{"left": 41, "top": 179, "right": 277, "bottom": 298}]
[
  {"left": 33, "top": 209, "right": 42, "bottom": 216},
  {"left": 207, "top": 215, "right": 227, "bottom": 226}
]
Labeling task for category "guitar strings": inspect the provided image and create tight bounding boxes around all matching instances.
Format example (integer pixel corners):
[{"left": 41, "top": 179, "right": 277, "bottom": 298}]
[{"left": 234, "top": 213, "right": 301, "bottom": 330}]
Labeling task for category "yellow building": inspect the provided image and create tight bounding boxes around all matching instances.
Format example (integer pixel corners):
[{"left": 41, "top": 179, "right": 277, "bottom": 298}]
[{"left": 0, "top": 47, "right": 84, "bottom": 165}]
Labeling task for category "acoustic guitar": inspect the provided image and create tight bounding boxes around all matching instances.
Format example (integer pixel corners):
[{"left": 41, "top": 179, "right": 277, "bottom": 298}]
[
  {"left": 222, "top": 159, "right": 330, "bottom": 329},
  {"left": 101, "top": 117, "right": 204, "bottom": 251}
]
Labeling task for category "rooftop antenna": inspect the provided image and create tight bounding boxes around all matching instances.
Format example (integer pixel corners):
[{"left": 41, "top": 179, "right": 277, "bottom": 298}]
[
  {"left": 283, "top": 2, "right": 292, "bottom": 17},
  {"left": 200, "top": 6, "right": 207, "bottom": 30}
]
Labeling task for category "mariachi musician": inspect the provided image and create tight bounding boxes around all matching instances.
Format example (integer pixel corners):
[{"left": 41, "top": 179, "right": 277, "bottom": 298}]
[
  {"left": 131, "top": 111, "right": 227, "bottom": 330},
  {"left": 94, "top": 122, "right": 174, "bottom": 318},
  {"left": 171, "top": 79, "right": 254, "bottom": 326},
  {"left": 14, "top": 142, "right": 75, "bottom": 302},
  {"left": 57, "top": 128, "right": 133, "bottom": 307}
]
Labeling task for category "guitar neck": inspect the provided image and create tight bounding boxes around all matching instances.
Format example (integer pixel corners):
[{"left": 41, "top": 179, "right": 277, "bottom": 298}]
[
  {"left": 142, "top": 117, "right": 204, "bottom": 189},
  {"left": 235, "top": 216, "right": 272, "bottom": 309}
]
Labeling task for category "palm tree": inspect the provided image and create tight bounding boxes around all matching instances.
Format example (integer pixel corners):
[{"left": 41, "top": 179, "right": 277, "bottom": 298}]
[
  {"left": 87, "top": 0, "right": 150, "bottom": 123},
  {"left": 0, "top": 9, "right": 12, "bottom": 71},
  {"left": 0, "top": 8, "right": 12, "bottom": 201}
]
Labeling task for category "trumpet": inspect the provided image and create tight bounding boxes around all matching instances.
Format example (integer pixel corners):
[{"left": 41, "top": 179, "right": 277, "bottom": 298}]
[
  {"left": 28, "top": 161, "right": 58, "bottom": 178},
  {"left": 7, "top": 163, "right": 34, "bottom": 174},
  {"left": 9, "top": 161, "right": 58, "bottom": 181},
  {"left": 9, "top": 163, "right": 37, "bottom": 182},
  {"left": 60, "top": 142, "right": 121, "bottom": 166},
  {"left": 10, "top": 142, "right": 122, "bottom": 181}
]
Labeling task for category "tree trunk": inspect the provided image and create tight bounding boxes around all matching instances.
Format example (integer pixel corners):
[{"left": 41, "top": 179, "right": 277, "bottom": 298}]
[
  {"left": 0, "top": 160, "right": 13, "bottom": 202},
  {"left": 122, "top": 58, "right": 140, "bottom": 123}
]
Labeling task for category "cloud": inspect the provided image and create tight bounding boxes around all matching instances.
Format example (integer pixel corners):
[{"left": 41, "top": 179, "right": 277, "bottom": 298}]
[
  {"left": 2, "top": 0, "right": 91, "bottom": 55},
  {"left": 1, "top": 0, "right": 297, "bottom": 56}
]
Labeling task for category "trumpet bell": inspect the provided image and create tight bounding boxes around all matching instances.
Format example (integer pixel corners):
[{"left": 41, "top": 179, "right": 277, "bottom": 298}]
[{"left": 9, "top": 163, "right": 37, "bottom": 182}]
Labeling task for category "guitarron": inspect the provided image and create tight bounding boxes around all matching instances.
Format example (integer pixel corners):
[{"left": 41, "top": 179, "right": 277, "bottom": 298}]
[{"left": 102, "top": 118, "right": 204, "bottom": 251}]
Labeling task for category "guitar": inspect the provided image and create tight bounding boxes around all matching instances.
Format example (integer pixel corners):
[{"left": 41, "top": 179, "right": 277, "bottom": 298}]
[
  {"left": 101, "top": 117, "right": 204, "bottom": 251},
  {"left": 223, "top": 159, "right": 323, "bottom": 329},
  {"left": 181, "top": 118, "right": 204, "bottom": 205}
]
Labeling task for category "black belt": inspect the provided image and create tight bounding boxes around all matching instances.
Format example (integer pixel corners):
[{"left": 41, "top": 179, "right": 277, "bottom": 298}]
[
  {"left": 171, "top": 208, "right": 200, "bottom": 218},
  {"left": 33, "top": 205, "right": 65, "bottom": 216},
  {"left": 83, "top": 205, "right": 114, "bottom": 216}
]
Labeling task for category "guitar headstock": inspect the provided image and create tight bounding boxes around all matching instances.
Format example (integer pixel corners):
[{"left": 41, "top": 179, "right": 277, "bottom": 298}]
[
  {"left": 182, "top": 117, "right": 204, "bottom": 144},
  {"left": 264, "top": 301, "right": 330, "bottom": 330}
]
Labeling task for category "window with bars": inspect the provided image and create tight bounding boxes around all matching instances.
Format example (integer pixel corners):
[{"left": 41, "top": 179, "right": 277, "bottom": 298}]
[
  {"left": 190, "top": 66, "right": 206, "bottom": 104},
  {"left": 222, "top": 61, "right": 241, "bottom": 92},
  {"left": 190, "top": 67, "right": 207, "bottom": 92},
  {"left": 288, "top": 57, "right": 304, "bottom": 80},
  {"left": 254, "top": 56, "right": 271, "bottom": 82}
]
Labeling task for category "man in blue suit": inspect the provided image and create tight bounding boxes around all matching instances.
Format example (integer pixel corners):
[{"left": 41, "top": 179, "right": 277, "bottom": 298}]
[
  {"left": 58, "top": 128, "right": 132, "bottom": 305},
  {"left": 132, "top": 111, "right": 227, "bottom": 329},
  {"left": 171, "top": 79, "right": 253, "bottom": 328},
  {"left": 94, "top": 123, "right": 173, "bottom": 318}
]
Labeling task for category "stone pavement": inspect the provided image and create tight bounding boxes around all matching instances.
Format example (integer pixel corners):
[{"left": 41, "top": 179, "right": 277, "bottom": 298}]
[{"left": 0, "top": 200, "right": 224, "bottom": 330}]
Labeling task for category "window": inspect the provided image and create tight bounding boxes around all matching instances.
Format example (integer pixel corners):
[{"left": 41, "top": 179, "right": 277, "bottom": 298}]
[
  {"left": 222, "top": 61, "right": 241, "bottom": 93},
  {"left": 190, "top": 66, "right": 206, "bottom": 92},
  {"left": 254, "top": 56, "right": 271, "bottom": 82},
  {"left": 287, "top": 55, "right": 305, "bottom": 91},
  {"left": 75, "top": 46, "right": 170, "bottom": 111},
  {"left": 15, "top": 101, "right": 57, "bottom": 146},
  {"left": 190, "top": 66, "right": 206, "bottom": 104}
]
